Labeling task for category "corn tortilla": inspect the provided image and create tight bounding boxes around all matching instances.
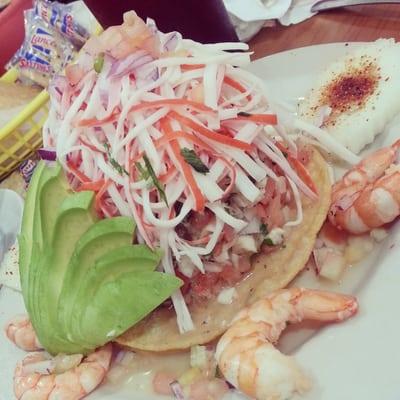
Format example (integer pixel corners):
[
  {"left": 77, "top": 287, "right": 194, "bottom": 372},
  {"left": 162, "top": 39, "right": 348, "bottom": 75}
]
[{"left": 116, "top": 147, "right": 331, "bottom": 352}]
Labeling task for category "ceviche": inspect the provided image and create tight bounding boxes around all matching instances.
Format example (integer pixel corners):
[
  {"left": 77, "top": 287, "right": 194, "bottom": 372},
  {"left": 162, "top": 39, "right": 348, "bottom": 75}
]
[{"left": 43, "top": 11, "right": 333, "bottom": 333}]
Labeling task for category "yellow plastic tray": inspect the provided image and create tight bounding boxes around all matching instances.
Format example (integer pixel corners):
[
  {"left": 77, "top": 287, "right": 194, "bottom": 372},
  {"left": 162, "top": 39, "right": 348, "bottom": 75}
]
[
  {"left": 0, "top": 20, "right": 103, "bottom": 181},
  {"left": 0, "top": 69, "right": 49, "bottom": 180}
]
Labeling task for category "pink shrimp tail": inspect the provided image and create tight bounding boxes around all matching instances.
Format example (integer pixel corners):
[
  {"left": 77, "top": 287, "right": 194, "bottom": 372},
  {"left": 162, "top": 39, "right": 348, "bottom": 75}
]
[
  {"left": 291, "top": 288, "right": 358, "bottom": 322},
  {"left": 392, "top": 138, "right": 400, "bottom": 150}
]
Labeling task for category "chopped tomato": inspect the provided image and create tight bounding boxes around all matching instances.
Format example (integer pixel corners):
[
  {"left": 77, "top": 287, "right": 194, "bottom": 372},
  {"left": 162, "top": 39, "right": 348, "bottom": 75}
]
[
  {"left": 266, "top": 193, "right": 285, "bottom": 229},
  {"left": 256, "top": 192, "right": 285, "bottom": 229},
  {"left": 191, "top": 273, "right": 219, "bottom": 300},
  {"left": 213, "top": 242, "right": 223, "bottom": 257},
  {"left": 260, "top": 178, "right": 276, "bottom": 206},
  {"left": 255, "top": 203, "right": 268, "bottom": 222},
  {"left": 219, "top": 264, "right": 241, "bottom": 285},
  {"left": 189, "top": 209, "right": 214, "bottom": 231},
  {"left": 222, "top": 225, "right": 236, "bottom": 243}
]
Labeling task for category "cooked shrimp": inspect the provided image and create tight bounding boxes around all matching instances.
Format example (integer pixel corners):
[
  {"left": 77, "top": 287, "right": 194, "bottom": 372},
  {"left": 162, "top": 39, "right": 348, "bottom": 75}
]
[
  {"left": 14, "top": 344, "right": 112, "bottom": 400},
  {"left": 215, "top": 288, "right": 358, "bottom": 400},
  {"left": 83, "top": 11, "right": 159, "bottom": 59},
  {"left": 5, "top": 315, "right": 42, "bottom": 352},
  {"left": 329, "top": 139, "right": 400, "bottom": 233}
]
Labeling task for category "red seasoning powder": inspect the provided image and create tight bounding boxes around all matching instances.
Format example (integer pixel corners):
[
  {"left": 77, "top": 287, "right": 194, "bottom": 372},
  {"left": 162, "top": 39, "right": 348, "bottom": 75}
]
[{"left": 319, "top": 57, "right": 379, "bottom": 126}]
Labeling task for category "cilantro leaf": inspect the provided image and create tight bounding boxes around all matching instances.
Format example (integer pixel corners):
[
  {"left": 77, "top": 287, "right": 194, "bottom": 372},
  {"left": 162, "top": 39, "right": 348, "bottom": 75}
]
[
  {"left": 143, "top": 155, "right": 169, "bottom": 207},
  {"left": 135, "top": 162, "right": 150, "bottom": 180},
  {"left": 104, "top": 143, "right": 129, "bottom": 176},
  {"left": 260, "top": 223, "right": 268, "bottom": 236},
  {"left": 263, "top": 237, "right": 274, "bottom": 246},
  {"left": 181, "top": 148, "right": 209, "bottom": 174}
]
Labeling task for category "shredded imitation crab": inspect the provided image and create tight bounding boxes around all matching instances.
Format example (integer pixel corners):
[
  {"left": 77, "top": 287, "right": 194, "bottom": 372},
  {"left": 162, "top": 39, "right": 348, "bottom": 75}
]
[{"left": 43, "top": 12, "right": 356, "bottom": 334}]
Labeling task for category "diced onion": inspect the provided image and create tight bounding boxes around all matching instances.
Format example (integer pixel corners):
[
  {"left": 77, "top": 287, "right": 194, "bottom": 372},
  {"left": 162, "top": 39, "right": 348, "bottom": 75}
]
[{"left": 170, "top": 380, "right": 186, "bottom": 400}]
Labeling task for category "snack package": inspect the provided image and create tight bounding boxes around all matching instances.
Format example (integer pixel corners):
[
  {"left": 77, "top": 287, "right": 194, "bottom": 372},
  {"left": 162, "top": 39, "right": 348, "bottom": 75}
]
[
  {"left": 34, "top": 0, "right": 94, "bottom": 47},
  {"left": 8, "top": 9, "right": 76, "bottom": 87},
  {"left": 19, "top": 159, "right": 38, "bottom": 185},
  {"left": 0, "top": 158, "right": 38, "bottom": 197},
  {"left": 7, "top": 1, "right": 97, "bottom": 87}
]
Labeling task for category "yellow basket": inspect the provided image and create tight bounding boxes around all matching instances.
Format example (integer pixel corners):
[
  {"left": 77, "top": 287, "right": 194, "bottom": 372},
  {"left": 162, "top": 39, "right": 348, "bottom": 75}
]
[
  {"left": 0, "top": 69, "right": 49, "bottom": 180},
  {"left": 0, "top": 22, "right": 104, "bottom": 181}
]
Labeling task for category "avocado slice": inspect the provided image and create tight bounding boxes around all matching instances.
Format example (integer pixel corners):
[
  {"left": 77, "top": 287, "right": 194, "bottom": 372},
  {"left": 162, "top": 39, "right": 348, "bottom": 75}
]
[
  {"left": 20, "top": 162, "right": 71, "bottom": 313},
  {"left": 79, "top": 270, "right": 181, "bottom": 347},
  {"left": 19, "top": 161, "right": 46, "bottom": 309},
  {"left": 70, "top": 245, "right": 162, "bottom": 346},
  {"left": 34, "top": 191, "right": 97, "bottom": 354},
  {"left": 39, "top": 163, "right": 72, "bottom": 245},
  {"left": 28, "top": 164, "right": 72, "bottom": 318},
  {"left": 58, "top": 216, "right": 135, "bottom": 348}
]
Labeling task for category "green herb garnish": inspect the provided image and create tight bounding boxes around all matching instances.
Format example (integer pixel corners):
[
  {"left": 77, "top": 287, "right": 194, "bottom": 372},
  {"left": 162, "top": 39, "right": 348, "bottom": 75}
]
[
  {"left": 143, "top": 154, "right": 169, "bottom": 207},
  {"left": 181, "top": 148, "right": 209, "bottom": 174},
  {"left": 263, "top": 237, "right": 274, "bottom": 246},
  {"left": 94, "top": 53, "right": 105, "bottom": 74},
  {"left": 135, "top": 162, "right": 150, "bottom": 180},
  {"left": 104, "top": 143, "right": 129, "bottom": 176},
  {"left": 260, "top": 223, "right": 268, "bottom": 236},
  {"left": 238, "top": 111, "right": 252, "bottom": 117}
]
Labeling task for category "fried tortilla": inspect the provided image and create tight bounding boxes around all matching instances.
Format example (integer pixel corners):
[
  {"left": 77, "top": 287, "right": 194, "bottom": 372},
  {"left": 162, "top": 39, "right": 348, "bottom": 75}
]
[{"left": 116, "top": 147, "right": 331, "bottom": 352}]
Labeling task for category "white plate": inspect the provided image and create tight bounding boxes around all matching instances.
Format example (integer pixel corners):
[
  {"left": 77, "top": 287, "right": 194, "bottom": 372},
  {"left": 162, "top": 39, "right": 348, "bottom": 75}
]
[{"left": 1, "top": 42, "right": 400, "bottom": 400}]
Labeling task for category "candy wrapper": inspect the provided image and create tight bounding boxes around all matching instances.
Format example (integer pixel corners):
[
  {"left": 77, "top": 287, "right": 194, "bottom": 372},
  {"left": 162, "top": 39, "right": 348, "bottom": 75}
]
[
  {"left": 7, "top": 0, "right": 96, "bottom": 87},
  {"left": 0, "top": 158, "right": 38, "bottom": 197}
]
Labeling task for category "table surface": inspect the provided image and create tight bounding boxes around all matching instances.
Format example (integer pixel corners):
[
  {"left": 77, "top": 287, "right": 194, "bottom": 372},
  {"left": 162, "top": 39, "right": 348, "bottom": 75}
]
[{"left": 249, "top": 4, "right": 400, "bottom": 59}]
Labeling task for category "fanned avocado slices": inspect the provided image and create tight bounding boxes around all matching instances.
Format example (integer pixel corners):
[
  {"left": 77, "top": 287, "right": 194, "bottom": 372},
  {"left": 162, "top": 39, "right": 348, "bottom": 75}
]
[{"left": 19, "top": 162, "right": 182, "bottom": 355}]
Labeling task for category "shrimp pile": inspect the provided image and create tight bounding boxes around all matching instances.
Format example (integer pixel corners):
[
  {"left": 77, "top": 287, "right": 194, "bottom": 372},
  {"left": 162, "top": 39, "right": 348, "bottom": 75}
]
[
  {"left": 5, "top": 316, "right": 112, "bottom": 400},
  {"left": 14, "top": 345, "right": 112, "bottom": 400},
  {"left": 329, "top": 139, "right": 400, "bottom": 233},
  {"left": 215, "top": 288, "right": 358, "bottom": 400}
]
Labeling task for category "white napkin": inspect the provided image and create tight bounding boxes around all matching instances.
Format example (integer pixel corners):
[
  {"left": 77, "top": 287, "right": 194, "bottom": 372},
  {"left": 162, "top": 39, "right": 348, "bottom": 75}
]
[
  {"left": 279, "top": 0, "right": 317, "bottom": 25},
  {"left": 224, "top": 0, "right": 318, "bottom": 41},
  {"left": 0, "top": 189, "right": 24, "bottom": 291}
]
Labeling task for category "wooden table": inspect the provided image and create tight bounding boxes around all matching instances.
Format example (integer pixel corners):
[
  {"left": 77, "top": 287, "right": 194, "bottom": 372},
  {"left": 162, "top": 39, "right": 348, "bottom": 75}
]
[{"left": 249, "top": 4, "right": 400, "bottom": 59}]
